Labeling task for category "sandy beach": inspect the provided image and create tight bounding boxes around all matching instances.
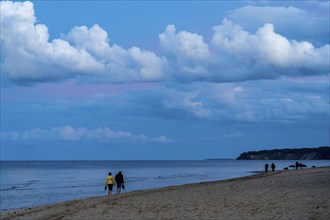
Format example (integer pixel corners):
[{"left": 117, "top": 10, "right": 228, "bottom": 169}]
[{"left": 1, "top": 167, "right": 329, "bottom": 220}]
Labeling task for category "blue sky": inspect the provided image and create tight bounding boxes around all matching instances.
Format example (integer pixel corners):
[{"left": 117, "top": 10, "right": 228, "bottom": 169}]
[{"left": 1, "top": 0, "right": 329, "bottom": 160}]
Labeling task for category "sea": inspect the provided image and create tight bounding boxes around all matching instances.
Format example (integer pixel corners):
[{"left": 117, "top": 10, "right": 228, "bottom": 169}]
[{"left": 1, "top": 160, "right": 329, "bottom": 211}]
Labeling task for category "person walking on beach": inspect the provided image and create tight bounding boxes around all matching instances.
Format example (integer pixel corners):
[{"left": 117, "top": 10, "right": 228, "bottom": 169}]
[
  {"left": 295, "top": 161, "right": 299, "bottom": 170},
  {"left": 115, "top": 171, "right": 124, "bottom": 194},
  {"left": 271, "top": 163, "right": 275, "bottom": 172},
  {"left": 265, "top": 163, "right": 269, "bottom": 173},
  {"left": 105, "top": 172, "right": 115, "bottom": 195}
]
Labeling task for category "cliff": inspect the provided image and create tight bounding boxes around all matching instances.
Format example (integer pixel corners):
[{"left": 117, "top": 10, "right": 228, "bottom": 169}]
[{"left": 236, "top": 146, "right": 330, "bottom": 160}]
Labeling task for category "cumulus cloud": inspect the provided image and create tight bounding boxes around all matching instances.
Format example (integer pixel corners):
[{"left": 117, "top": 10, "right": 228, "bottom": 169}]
[
  {"left": 0, "top": 1, "right": 167, "bottom": 85},
  {"left": 159, "top": 25, "right": 210, "bottom": 61},
  {"left": 212, "top": 19, "right": 329, "bottom": 76},
  {"left": 0, "top": 125, "right": 171, "bottom": 143},
  {"left": 227, "top": 5, "right": 329, "bottom": 44},
  {"left": 158, "top": 24, "right": 211, "bottom": 81},
  {"left": 1, "top": 1, "right": 103, "bottom": 83},
  {"left": 1, "top": 1, "right": 329, "bottom": 85},
  {"left": 63, "top": 25, "right": 167, "bottom": 82}
]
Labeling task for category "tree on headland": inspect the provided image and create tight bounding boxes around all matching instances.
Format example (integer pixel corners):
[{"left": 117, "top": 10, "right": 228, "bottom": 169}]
[{"left": 236, "top": 146, "right": 330, "bottom": 160}]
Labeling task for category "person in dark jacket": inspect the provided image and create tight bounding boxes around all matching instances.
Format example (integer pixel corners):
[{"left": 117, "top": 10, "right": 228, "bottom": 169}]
[
  {"left": 115, "top": 171, "right": 124, "bottom": 194},
  {"left": 265, "top": 163, "right": 269, "bottom": 173},
  {"left": 271, "top": 163, "right": 275, "bottom": 172}
]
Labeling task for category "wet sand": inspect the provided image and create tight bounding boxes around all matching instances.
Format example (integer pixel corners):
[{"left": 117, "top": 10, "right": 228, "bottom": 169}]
[{"left": 1, "top": 167, "right": 329, "bottom": 220}]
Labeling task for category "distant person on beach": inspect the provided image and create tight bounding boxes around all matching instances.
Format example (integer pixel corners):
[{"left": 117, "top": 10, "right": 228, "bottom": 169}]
[
  {"left": 265, "top": 163, "right": 269, "bottom": 173},
  {"left": 271, "top": 163, "right": 275, "bottom": 172},
  {"left": 105, "top": 172, "right": 115, "bottom": 195},
  {"left": 295, "top": 161, "right": 299, "bottom": 170},
  {"left": 115, "top": 171, "right": 125, "bottom": 194}
]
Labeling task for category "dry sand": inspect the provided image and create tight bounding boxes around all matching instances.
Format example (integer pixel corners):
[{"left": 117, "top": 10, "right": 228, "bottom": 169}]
[{"left": 1, "top": 167, "right": 329, "bottom": 220}]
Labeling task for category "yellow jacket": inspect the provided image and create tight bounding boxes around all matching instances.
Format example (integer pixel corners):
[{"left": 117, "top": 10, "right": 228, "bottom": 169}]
[{"left": 105, "top": 175, "right": 115, "bottom": 185}]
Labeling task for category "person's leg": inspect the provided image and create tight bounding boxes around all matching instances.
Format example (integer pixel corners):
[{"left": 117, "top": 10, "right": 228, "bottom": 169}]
[
  {"left": 117, "top": 184, "right": 121, "bottom": 194},
  {"left": 108, "top": 184, "right": 113, "bottom": 195},
  {"left": 116, "top": 184, "right": 120, "bottom": 194}
]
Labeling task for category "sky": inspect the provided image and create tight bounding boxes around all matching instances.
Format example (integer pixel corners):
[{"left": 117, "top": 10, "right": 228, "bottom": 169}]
[{"left": 0, "top": 0, "right": 329, "bottom": 160}]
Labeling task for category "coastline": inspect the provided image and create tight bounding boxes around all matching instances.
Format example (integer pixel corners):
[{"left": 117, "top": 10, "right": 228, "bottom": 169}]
[{"left": 1, "top": 167, "right": 329, "bottom": 219}]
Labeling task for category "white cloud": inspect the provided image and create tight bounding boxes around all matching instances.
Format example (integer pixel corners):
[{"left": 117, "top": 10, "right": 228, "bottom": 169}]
[
  {"left": 64, "top": 24, "right": 168, "bottom": 82},
  {"left": 1, "top": 1, "right": 329, "bottom": 85},
  {"left": 153, "top": 77, "right": 329, "bottom": 124},
  {"left": 71, "top": 75, "right": 328, "bottom": 125},
  {"left": 0, "top": 1, "right": 167, "bottom": 84},
  {"left": 159, "top": 25, "right": 210, "bottom": 61},
  {"left": 128, "top": 47, "right": 167, "bottom": 81},
  {"left": 1, "top": 1, "right": 103, "bottom": 83},
  {"left": 221, "top": 132, "right": 244, "bottom": 138},
  {"left": 227, "top": 5, "right": 329, "bottom": 44},
  {"left": 159, "top": 17, "right": 328, "bottom": 82},
  {"left": 161, "top": 89, "right": 212, "bottom": 119},
  {"left": 212, "top": 19, "right": 329, "bottom": 71},
  {"left": 233, "top": 87, "right": 244, "bottom": 92},
  {"left": 0, "top": 125, "right": 171, "bottom": 143},
  {"left": 64, "top": 24, "right": 110, "bottom": 56},
  {"left": 158, "top": 25, "right": 211, "bottom": 80}
]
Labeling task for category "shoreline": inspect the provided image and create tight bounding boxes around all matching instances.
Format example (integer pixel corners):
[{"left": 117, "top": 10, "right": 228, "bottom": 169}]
[
  {"left": 1, "top": 167, "right": 329, "bottom": 219},
  {"left": 0, "top": 171, "right": 264, "bottom": 212}
]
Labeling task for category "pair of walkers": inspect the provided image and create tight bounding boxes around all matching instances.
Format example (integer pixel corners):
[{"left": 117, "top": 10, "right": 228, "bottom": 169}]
[
  {"left": 105, "top": 171, "right": 124, "bottom": 195},
  {"left": 264, "top": 163, "right": 276, "bottom": 172}
]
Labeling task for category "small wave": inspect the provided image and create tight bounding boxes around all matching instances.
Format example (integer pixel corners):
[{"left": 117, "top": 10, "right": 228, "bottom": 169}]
[
  {"left": 18, "top": 180, "right": 41, "bottom": 188},
  {"left": 0, "top": 186, "right": 34, "bottom": 191},
  {"left": 16, "top": 188, "right": 34, "bottom": 191},
  {"left": 0, "top": 186, "right": 19, "bottom": 191},
  {"left": 154, "top": 173, "right": 206, "bottom": 180},
  {"left": 26, "top": 180, "right": 41, "bottom": 183},
  {"left": 125, "top": 177, "right": 149, "bottom": 183}
]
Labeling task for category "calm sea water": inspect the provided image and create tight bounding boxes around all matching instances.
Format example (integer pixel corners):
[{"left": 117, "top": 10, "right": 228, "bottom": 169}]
[{"left": 1, "top": 160, "right": 329, "bottom": 211}]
